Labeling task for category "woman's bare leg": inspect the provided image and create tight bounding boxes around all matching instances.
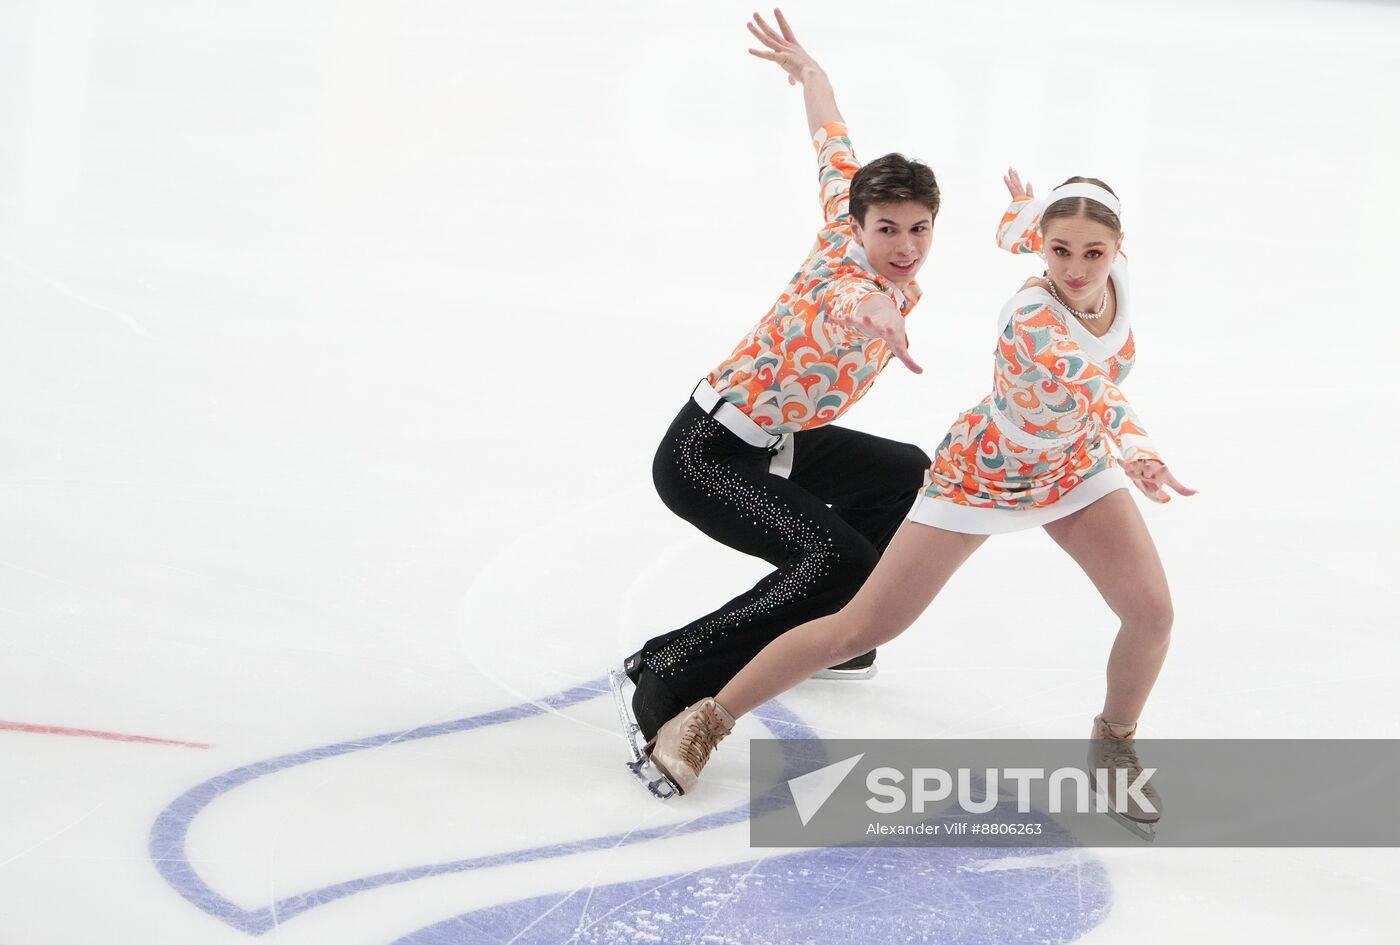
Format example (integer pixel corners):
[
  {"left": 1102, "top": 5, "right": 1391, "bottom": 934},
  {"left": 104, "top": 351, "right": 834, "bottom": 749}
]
[
  {"left": 1042, "top": 489, "right": 1174, "bottom": 724},
  {"left": 714, "top": 520, "right": 987, "bottom": 718}
]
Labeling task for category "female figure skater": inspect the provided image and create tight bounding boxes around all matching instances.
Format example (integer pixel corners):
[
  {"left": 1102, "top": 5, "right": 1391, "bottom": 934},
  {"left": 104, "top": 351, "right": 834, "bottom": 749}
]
[
  {"left": 612, "top": 10, "right": 942, "bottom": 795},
  {"left": 645, "top": 169, "right": 1196, "bottom": 829}
]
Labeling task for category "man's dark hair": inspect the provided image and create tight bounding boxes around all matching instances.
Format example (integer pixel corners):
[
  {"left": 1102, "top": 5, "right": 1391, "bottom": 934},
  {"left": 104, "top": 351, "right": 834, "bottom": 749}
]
[{"left": 850, "top": 153, "right": 940, "bottom": 228}]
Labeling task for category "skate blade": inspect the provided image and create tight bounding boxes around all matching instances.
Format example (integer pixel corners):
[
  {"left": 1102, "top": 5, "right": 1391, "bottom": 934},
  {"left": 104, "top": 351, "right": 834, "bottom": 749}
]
[
  {"left": 607, "top": 667, "right": 680, "bottom": 800},
  {"left": 607, "top": 667, "right": 646, "bottom": 764},
  {"left": 627, "top": 754, "right": 680, "bottom": 800},
  {"left": 1086, "top": 764, "right": 1158, "bottom": 842},
  {"left": 1104, "top": 808, "right": 1157, "bottom": 843},
  {"left": 810, "top": 664, "right": 878, "bottom": 681}
]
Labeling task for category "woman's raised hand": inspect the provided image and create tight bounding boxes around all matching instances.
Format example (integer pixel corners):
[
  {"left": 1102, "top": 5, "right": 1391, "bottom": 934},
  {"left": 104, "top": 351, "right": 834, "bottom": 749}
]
[
  {"left": 1124, "top": 459, "right": 1197, "bottom": 504},
  {"left": 747, "top": 9, "right": 820, "bottom": 86},
  {"left": 1004, "top": 167, "right": 1035, "bottom": 200}
]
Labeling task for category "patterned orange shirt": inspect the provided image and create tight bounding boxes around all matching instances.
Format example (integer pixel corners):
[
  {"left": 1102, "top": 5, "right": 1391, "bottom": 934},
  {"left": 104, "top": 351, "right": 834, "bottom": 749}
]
[{"left": 706, "top": 122, "right": 922, "bottom": 433}]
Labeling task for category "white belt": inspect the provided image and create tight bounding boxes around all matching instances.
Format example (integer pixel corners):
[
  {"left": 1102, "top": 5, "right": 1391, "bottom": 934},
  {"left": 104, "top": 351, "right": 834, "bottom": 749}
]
[
  {"left": 692, "top": 379, "right": 795, "bottom": 479},
  {"left": 988, "top": 400, "right": 1084, "bottom": 451}
]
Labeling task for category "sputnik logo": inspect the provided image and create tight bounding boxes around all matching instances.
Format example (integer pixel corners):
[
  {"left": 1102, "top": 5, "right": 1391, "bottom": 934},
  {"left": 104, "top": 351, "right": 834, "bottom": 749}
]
[{"left": 786, "top": 753, "right": 865, "bottom": 826}]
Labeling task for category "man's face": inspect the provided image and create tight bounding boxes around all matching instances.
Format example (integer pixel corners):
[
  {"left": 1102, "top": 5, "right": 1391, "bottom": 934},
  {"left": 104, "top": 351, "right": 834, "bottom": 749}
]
[{"left": 850, "top": 200, "right": 934, "bottom": 289}]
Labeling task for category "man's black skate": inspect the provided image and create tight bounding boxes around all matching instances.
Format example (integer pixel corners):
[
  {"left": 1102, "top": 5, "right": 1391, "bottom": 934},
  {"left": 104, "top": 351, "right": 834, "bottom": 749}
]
[
  {"left": 631, "top": 667, "right": 684, "bottom": 742},
  {"left": 609, "top": 653, "right": 683, "bottom": 799},
  {"left": 812, "top": 647, "right": 878, "bottom": 680}
]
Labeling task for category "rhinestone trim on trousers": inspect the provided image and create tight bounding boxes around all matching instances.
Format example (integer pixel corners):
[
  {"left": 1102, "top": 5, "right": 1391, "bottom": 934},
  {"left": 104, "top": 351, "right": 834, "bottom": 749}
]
[{"left": 637, "top": 398, "right": 929, "bottom": 709}]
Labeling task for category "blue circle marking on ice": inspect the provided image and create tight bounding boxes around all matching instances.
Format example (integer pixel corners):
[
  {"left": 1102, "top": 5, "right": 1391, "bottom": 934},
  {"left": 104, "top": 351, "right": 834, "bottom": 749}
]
[
  {"left": 148, "top": 680, "right": 1110, "bottom": 942},
  {"left": 391, "top": 844, "right": 1109, "bottom": 945},
  {"left": 149, "top": 679, "right": 811, "bottom": 933}
]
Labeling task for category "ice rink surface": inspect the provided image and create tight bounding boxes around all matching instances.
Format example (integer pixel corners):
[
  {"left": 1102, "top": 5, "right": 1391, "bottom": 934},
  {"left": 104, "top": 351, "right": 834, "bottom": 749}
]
[{"left": 2, "top": 0, "right": 1399, "bottom": 942}]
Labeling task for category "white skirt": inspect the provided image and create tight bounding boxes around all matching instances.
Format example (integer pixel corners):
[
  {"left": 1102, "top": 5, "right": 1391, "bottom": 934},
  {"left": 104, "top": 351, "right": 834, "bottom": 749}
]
[{"left": 906, "top": 467, "right": 1130, "bottom": 535}]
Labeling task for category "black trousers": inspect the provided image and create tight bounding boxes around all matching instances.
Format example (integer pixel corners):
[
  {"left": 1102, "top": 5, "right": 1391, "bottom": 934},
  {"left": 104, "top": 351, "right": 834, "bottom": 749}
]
[{"left": 634, "top": 397, "right": 930, "bottom": 710}]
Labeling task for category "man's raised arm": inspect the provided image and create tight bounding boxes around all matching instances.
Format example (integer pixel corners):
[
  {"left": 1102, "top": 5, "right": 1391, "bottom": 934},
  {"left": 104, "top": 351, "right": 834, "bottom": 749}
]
[{"left": 747, "top": 9, "right": 844, "bottom": 136}]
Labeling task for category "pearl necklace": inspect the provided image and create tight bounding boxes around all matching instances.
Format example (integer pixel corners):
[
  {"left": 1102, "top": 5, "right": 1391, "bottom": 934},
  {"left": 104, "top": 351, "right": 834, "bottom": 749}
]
[{"left": 1045, "top": 277, "right": 1109, "bottom": 320}]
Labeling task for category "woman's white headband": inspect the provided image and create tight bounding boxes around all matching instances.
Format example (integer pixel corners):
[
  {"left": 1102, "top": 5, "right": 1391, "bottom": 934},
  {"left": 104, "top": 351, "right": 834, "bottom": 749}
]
[{"left": 1044, "top": 182, "right": 1121, "bottom": 218}]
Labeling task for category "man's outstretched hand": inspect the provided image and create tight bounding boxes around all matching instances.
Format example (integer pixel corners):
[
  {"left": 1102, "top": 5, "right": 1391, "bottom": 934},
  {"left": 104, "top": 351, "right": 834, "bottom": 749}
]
[
  {"left": 854, "top": 295, "right": 922, "bottom": 374},
  {"left": 747, "top": 9, "right": 822, "bottom": 85}
]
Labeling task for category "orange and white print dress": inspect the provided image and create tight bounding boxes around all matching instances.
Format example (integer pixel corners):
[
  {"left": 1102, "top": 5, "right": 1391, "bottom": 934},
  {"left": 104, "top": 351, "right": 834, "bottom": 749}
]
[{"left": 907, "top": 197, "right": 1163, "bottom": 534}]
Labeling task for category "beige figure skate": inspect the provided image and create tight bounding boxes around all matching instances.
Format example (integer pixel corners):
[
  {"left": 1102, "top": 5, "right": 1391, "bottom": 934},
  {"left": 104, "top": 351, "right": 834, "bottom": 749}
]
[
  {"left": 1088, "top": 714, "right": 1162, "bottom": 842},
  {"left": 645, "top": 698, "right": 736, "bottom": 796}
]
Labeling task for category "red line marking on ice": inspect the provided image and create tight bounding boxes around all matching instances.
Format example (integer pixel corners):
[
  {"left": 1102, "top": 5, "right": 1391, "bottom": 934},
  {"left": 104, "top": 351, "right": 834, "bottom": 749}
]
[{"left": 0, "top": 720, "right": 210, "bottom": 749}]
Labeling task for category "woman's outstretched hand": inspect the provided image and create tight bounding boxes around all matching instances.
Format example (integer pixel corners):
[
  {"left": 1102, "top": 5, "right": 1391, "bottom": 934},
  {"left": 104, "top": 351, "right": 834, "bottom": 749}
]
[
  {"left": 747, "top": 9, "right": 821, "bottom": 85},
  {"left": 1004, "top": 167, "right": 1035, "bottom": 200},
  {"left": 1125, "top": 459, "right": 1197, "bottom": 504}
]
